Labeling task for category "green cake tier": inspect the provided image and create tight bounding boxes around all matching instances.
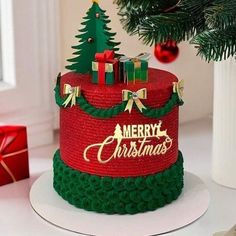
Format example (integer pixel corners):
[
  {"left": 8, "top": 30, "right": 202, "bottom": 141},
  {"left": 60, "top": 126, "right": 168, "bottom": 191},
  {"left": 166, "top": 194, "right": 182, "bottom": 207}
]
[{"left": 53, "top": 150, "right": 184, "bottom": 215}]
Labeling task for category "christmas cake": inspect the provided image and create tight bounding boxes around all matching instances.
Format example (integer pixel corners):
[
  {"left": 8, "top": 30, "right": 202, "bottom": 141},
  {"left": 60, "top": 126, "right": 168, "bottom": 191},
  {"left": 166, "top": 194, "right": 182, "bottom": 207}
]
[{"left": 53, "top": 1, "right": 184, "bottom": 215}]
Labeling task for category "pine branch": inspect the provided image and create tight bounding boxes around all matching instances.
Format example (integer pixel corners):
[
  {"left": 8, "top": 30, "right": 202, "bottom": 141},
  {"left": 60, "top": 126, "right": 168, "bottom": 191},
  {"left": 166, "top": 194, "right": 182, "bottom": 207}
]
[
  {"left": 116, "top": 0, "right": 208, "bottom": 44},
  {"left": 205, "top": 0, "right": 236, "bottom": 29},
  {"left": 115, "top": 0, "right": 236, "bottom": 61},
  {"left": 191, "top": 25, "right": 236, "bottom": 61},
  {"left": 114, "top": 0, "right": 179, "bottom": 11},
  {"left": 138, "top": 12, "right": 197, "bottom": 45}
]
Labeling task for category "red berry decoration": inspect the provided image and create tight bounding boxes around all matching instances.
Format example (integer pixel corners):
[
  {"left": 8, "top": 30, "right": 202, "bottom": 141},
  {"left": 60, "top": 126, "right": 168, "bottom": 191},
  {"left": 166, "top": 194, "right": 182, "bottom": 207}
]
[{"left": 154, "top": 40, "right": 179, "bottom": 63}]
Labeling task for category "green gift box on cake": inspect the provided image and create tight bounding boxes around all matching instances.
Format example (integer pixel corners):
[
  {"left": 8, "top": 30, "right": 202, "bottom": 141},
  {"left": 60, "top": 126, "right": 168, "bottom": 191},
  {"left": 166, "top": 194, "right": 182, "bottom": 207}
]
[
  {"left": 124, "top": 58, "right": 148, "bottom": 84},
  {"left": 92, "top": 50, "right": 119, "bottom": 85}
]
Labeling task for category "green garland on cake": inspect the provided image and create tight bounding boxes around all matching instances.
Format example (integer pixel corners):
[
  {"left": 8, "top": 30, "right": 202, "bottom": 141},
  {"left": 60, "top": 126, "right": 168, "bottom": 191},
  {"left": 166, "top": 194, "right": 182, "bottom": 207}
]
[
  {"left": 53, "top": 150, "right": 184, "bottom": 215},
  {"left": 54, "top": 84, "right": 183, "bottom": 119}
]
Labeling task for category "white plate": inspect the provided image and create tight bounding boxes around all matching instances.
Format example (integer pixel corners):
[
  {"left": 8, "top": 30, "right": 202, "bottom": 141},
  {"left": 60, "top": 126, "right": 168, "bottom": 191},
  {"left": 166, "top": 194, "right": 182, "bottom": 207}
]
[
  {"left": 213, "top": 232, "right": 226, "bottom": 236},
  {"left": 30, "top": 171, "right": 210, "bottom": 236}
]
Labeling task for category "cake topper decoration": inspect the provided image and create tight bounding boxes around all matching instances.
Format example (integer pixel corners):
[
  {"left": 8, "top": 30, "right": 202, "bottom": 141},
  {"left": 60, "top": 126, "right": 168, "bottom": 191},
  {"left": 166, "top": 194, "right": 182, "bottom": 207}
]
[
  {"left": 66, "top": 1, "right": 120, "bottom": 74},
  {"left": 119, "top": 53, "right": 150, "bottom": 84},
  {"left": 122, "top": 88, "right": 147, "bottom": 113},
  {"left": 63, "top": 84, "right": 81, "bottom": 107},
  {"left": 83, "top": 121, "right": 173, "bottom": 164},
  {"left": 92, "top": 50, "right": 119, "bottom": 85},
  {"left": 173, "top": 80, "right": 184, "bottom": 101}
]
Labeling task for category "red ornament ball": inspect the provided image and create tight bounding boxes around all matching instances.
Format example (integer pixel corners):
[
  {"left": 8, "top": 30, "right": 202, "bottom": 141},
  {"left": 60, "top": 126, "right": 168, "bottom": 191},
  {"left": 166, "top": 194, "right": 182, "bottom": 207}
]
[{"left": 154, "top": 40, "right": 179, "bottom": 63}]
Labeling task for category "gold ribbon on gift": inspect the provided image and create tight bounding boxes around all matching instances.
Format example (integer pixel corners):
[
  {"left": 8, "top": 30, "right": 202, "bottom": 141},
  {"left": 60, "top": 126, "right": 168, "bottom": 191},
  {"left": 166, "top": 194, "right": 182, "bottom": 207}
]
[
  {"left": 173, "top": 80, "right": 184, "bottom": 101},
  {"left": 122, "top": 88, "right": 147, "bottom": 113},
  {"left": 63, "top": 84, "right": 81, "bottom": 107},
  {"left": 0, "top": 134, "right": 28, "bottom": 183},
  {"left": 132, "top": 58, "right": 142, "bottom": 70},
  {"left": 92, "top": 62, "right": 113, "bottom": 73}
]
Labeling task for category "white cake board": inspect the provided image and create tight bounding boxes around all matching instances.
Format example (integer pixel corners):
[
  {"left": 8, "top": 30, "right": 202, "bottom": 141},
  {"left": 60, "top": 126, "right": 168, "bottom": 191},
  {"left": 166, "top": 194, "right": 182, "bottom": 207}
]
[
  {"left": 213, "top": 232, "right": 226, "bottom": 236},
  {"left": 30, "top": 171, "right": 210, "bottom": 236}
]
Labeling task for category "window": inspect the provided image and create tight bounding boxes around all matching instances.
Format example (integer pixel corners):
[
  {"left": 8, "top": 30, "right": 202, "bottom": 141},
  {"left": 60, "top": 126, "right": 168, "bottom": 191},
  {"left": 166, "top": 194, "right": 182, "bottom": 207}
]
[
  {"left": 0, "top": 0, "right": 16, "bottom": 89},
  {"left": 0, "top": 0, "right": 60, "bottom": 147},
  {"left": 0, "top": 13, "right": 2, "bottom": 82}
]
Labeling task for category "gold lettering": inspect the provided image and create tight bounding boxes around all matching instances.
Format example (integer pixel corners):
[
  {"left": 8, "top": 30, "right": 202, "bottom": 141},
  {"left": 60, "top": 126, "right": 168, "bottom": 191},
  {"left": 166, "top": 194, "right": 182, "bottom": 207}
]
[
  {"left": 127, "top": 141, "right": 138, "bottom": 158},
  {"left": 153, "top": 143, "right": 163, "bottom": 155},
  {"left": 150, "top": 124, "right": 157, "bottom": 137},
  {"left": 144, "top": 124, "right": 151, "bottom": 137},
  {"left": 132, "top": 125, "right": 138, "bottom": 138},
  {"left": 123, "top": 125, "right": 131, "bottom": 138},
  {"left": 137, "top": 125, "right": 144, "bottom": 138},
  {"left": 122, "top": 144, "right": 129, "bottom": 157},
  {"left": 113, "top": 138, "right": 122, "bottom": 158},
  {"left": 138, "top": 137, "right": 151, "bottom": 156},
  {"left": 83, "top": 123, "right": 173, "bottom": 164},
  {"left": 96, "top": 136, "right": 115, "bottom": 164},
  {"left": 116, "top": 145, "right": 124, "bottom": 158},
  {"left": 131, "top": 142, "right": 139, "bottom": 157},
  {"left": 161, "top": 141, "right": 168, "bottom": 154}
]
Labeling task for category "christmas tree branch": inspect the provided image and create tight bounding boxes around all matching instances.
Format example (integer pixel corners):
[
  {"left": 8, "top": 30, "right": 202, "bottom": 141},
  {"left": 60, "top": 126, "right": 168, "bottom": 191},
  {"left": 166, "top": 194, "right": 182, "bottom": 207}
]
[
  {"left": 115, "top": 0, "right": 236, "bottom": 61},
  {"left": 117, "top": 0, "right": 208, "bottom": 44},
  {"left": 114, "top": 0, "right": 180, "bottom": 11},
  {"left": 191, "top": 25, "right": 236, "bottom": 61},
  {"left": 138, "top": 13, "right": 197, "bottom": 44},
  {"left": 205, "top": 0, "right": 236, "bottom": 29}
]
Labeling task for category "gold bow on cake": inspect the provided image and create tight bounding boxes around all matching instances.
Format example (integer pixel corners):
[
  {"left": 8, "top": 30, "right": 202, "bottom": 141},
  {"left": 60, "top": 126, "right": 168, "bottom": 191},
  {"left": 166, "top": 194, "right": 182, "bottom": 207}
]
[
  {"left": 173, "top": 80, "right": 184, "bottom": 101},
  {"left": 63, "top": 84, "right": 81, "bottom": 108},
  {"left": 122, "top": 88, "right": 147, "bottom": 113}
]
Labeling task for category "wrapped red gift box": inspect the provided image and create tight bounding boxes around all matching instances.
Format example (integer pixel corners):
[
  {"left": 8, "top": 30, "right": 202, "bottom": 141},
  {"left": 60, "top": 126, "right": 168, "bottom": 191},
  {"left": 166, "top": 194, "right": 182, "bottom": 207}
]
[
  {"left": 92, "top": 50, "right": 119, "bottom": 85},
  {"left": 0, "top": 126, "right": 29, "bottom": 186}
]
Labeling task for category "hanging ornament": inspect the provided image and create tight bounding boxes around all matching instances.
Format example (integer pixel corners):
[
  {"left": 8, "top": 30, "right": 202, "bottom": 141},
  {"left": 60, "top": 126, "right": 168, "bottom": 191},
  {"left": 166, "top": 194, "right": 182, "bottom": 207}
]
[
  {"left": 96, "top": 13, "right": 100, "bottom": 18},
  {"left": 154, "top": 40, "right": 179, "bottom": 63}
]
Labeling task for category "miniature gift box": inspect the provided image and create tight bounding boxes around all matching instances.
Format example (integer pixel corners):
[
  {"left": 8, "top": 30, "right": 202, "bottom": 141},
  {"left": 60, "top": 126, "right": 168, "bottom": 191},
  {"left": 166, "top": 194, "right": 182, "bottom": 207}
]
[
  {"left": 92, "top": 50, "right": 119, "bottom": 85},
  {"left": 119, "top": 53, "right": 150, "bottom": 84},
  {"left": 0, "top": 126, "right": 29, "bottom": 186},
  {"left": 124, "top": 58, "right": 148, "bottom": 84}
]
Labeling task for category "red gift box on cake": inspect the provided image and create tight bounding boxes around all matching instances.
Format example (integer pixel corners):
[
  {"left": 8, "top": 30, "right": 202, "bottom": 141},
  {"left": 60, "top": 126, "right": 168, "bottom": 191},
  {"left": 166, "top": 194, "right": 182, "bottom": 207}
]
[
  {"left": 0, "top": 126, "right": 29, "bottom": 186},
  {"left": 92, "top": 50, "right": 119, "bottom": 85}
]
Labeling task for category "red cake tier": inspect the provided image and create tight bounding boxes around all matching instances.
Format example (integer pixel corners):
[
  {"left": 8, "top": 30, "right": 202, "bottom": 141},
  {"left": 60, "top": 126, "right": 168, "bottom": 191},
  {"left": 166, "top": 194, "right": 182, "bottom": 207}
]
[{"left": 60, "top": 68, "right": 179, "bottom": 177}]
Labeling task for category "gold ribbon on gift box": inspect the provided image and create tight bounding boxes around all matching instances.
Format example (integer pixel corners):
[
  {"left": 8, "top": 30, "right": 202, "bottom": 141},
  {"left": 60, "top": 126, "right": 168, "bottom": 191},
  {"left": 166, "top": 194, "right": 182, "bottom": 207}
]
[
  {"left": 120, "top": 53, "right": 151, "bottom": 84},
  {"left": 132, "top": 58, "right": 142, "bottom": 69},
  {"left": 63, "top": 84, "right": 81, "bottom": 108},
  {"left": 122, "top": 88, "right": 147, "bottom": 113},
  {"left": 173, "top": 80, "right": 184, "bottom": 101},
  {"left": 92, "top": 62, "right": 113, "bottom": 73},
  {"left": 0, "top": 133, "right": 28, "bottom": 182}
]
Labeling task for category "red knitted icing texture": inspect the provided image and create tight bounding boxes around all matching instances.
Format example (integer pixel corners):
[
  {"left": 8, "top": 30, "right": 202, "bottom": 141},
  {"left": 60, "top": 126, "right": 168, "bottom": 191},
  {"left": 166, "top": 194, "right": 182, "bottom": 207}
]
[{"left": 60, "top": 68, "right": 179, "bottom": 177}]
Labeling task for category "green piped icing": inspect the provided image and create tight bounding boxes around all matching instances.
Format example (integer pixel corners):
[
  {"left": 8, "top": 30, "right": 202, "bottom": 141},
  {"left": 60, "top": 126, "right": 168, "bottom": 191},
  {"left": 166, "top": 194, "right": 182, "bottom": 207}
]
[
  {"left": 53, "top": 150, "right": 184, "bottom": 215},
  {"left": 54, "top": 83, "right": 183, "bottom": 119}
]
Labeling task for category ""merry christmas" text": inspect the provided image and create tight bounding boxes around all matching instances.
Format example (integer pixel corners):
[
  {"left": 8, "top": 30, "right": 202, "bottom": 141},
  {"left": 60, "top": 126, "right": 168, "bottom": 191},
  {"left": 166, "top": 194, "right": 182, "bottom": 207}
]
[{"left": 83, "top": 122, "right": 173, "bottom": 164}]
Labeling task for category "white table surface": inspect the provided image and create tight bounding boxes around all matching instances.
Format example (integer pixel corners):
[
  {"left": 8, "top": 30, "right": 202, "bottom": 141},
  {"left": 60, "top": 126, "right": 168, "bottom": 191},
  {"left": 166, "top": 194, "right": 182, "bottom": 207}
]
[{"left": 0, "top": 118, "right": 236, "bottom": 236}]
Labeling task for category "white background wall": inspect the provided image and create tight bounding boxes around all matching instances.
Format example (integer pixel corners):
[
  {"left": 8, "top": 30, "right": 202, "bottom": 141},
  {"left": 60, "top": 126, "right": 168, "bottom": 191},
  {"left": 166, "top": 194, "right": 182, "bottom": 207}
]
[
  {"left": 60, "top": 0, "right": 213, "bottom": 123},
  {"left": 0, "top": 0, "right": 60, "bottom": 147}
]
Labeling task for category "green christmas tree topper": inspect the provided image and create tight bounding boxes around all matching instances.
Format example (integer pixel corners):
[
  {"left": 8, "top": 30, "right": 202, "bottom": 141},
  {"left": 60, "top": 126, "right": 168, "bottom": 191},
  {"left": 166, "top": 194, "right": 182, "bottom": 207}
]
[{"left": 66, "top": 0, "right": 120, "bottom": 74}]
